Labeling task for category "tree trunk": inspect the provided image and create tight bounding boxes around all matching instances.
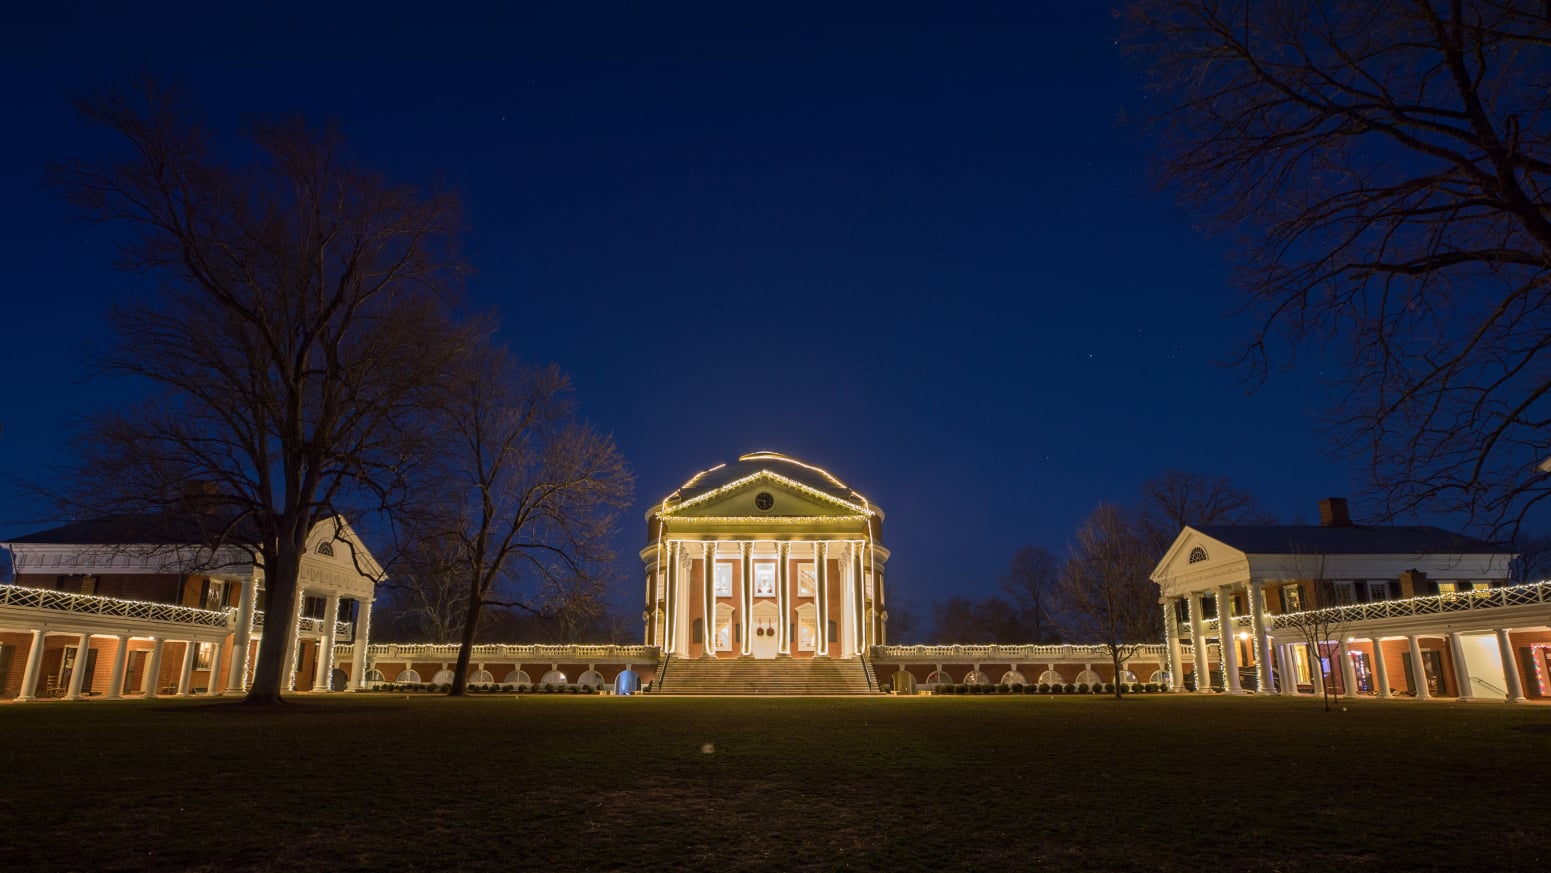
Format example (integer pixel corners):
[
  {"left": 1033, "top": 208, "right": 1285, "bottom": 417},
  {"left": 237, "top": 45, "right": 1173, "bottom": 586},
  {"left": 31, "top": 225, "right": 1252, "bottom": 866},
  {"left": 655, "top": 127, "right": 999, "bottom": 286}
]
[
  {"left": 449, "top": 591, "right": 483, "bottom": 696},
  {"left": 1111, "top": 650, "right": 1125, "bottom": 700},
  {"left": 245, "top": 547, "right": 301, "bottom": 704}
]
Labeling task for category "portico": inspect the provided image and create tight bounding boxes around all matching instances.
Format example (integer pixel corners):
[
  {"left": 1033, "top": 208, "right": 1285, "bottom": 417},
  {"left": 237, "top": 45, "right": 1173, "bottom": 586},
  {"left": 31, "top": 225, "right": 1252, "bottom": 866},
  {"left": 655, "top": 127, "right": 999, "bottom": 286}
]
[{"left": 641, "top": 452, "right": 889, "bottom": 662}]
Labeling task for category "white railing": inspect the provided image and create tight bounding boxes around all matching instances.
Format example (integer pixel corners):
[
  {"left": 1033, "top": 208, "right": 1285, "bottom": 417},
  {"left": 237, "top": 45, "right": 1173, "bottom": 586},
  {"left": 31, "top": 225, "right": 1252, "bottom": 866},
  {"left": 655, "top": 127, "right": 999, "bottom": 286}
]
[
  {"left": 869, "top": 643, "right": 1170, "bottom": 660},
  {"left": 251, "top": 611, "right": 352, "bottom": 639},
  {"left": 0, "top": 583, "right": 232, "bottom": 629},
  {"left": 367, "top": 642, "right": 661, "bottom": 660},
  {"left": 1271, "top": 580, "right": 1551, "bottom": 630},
  {"left": 1181, "top": 581, "right": 1551, "bottom": 636}
]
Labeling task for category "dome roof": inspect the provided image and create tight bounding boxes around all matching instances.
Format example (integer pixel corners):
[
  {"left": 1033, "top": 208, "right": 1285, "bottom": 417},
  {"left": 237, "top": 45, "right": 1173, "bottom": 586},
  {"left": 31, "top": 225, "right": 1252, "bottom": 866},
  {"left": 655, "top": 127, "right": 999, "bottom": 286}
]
[{"left": 655, "top": 451, "right": 878, "bottom": 516}]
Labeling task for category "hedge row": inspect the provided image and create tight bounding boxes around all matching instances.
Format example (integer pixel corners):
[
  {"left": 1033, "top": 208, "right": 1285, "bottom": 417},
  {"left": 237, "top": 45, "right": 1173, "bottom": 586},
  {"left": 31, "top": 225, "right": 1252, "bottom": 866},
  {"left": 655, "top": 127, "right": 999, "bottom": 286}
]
[
  {"left": 373, "top": 683, "right": 601, "bottom": 694},
  {"left": 928, "top": 682, "right": 1167, "bottom": 695}
]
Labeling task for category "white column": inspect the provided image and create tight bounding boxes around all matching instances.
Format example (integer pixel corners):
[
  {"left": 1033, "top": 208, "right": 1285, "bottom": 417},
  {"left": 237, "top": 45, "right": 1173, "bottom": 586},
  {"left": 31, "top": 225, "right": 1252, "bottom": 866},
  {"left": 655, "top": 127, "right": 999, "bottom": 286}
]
[
  {"left": 1216, "top": 586, "right": 1243, "bottom": 694},
  {"left": 852, "top": 544, "right": 865, "bottom": 656},
  {"left": 1250, "top": 584, "right": 1274, "bottom": 693},
  {"left": 283, "top": 590, "right": 306, "bottom": 691},
  {"left": 142, "top": 637, "right": 165, "bottom": 698},
  {"left": 15, "top": 630, "right": 46, "bottom": 702},
  {"left": 1337, "top": 639, "right": 1358, "bottom": 699},
  {"left": 351, "top": 598, "right": 374, "bottom": 690},
  {"left": 1371, "top": 639, "right": 1391, "bottom": 699},
  {"left": 702, "top": 544, "right": 716, "bottom": 659},
  {"left": 204, "top": 638, "right": 225, "bottom": 696},
  {"left": 1164, "top": 598, "right": 1184, "bottom": 691},
  {"left": 312, "top": 592, "right": 341, "bottom": 691},
  {"left": 740, "top": 543, "right": 753, "bottom": 657},
  {"left": 815, "top": 542, "right": 829, "bottom": 658},
  {"left": 777, "top": 542, "right": 791, "bottom": 656},
  {"left": 1495, "top": 628, "right": 1526, "bottom": 703},
  {"left": 1448, "top": 632, "right": 1472, "bottom": 699},
  {"left": 1407, "top": 635, "right": 1432, "bottom": 700},
  {"left": 65, "top": 633, "right": 93, "bottom": 701},
  {"left": 106, "top": 634, "right": 131, "bottom": 700},
  {"left": 1189, "top": 593, "right": 1212, "bottom": 693},
  {"left": 1276, "top": 644, "right": 1296, "bottom": 695},
  {"left": 226, "top": 577, "right": 257, "bottom": 693},
  {"left": 663, "top": 542, "right": 676, "bottom": 651},
  {"left": 175, "top": 641, "right": 197, "bottom": 696}
]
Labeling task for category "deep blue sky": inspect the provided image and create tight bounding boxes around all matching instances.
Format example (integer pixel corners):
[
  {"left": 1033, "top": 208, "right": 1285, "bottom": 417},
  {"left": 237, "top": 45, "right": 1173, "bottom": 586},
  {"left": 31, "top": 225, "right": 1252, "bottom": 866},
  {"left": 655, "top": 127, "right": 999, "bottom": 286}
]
[{"left": 0, "top": 3, "right": 1364, "bottom": 613}]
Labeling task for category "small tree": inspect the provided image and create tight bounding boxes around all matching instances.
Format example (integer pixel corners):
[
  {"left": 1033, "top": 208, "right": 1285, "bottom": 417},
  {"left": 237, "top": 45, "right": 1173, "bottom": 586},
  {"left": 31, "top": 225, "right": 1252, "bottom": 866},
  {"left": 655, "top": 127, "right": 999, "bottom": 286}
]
[
  {"left": 403, "top": 345, "right": 632, "bottom": 696},
  {"left": 1274, "top": 553, "right": 1352, "bottom": 712},
  {"left": 1001, "top": 545, "right": 1062, "bottom": 643},
  {"left": 1060, "top": 503, "right": 1161, "bottom": 700}
]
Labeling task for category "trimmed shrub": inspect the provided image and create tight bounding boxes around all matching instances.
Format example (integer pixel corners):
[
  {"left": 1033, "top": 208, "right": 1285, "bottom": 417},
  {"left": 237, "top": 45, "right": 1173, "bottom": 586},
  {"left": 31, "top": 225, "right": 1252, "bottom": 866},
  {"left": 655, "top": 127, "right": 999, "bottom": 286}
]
[
  {"left": 1010, "top": 683, "right": 1023, "bottom": 693},
  {"left": 544, "top": 683, "right": 556, "bottom": 693},
  {"left": 1076, "top": 682, "right": 1089, "bottom": 694},
  {"left": 1131, "top": 682, "right": 1143, "bottom": 693},
  {"left": 1064, "top": 683, "right": 1077, "bottom": 693},
  {"left": 1102, "top": 682, "right": 1115, "bottom": 694},
  {"left": 1050, "top": 683, "right": 1063, "bottom": 694}
]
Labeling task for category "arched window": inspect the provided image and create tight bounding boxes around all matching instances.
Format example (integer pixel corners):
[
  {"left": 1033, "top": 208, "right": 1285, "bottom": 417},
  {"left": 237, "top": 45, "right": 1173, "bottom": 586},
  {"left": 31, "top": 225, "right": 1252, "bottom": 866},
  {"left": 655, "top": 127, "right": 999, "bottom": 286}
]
[
  {"left": 316, "top": 541, "right": 335, "bottom": 557},
  {"left": 963, "top": 670, "right": 990, "bottom": 685},
  {"left": 1037, "top": 670, "right": 1065, "bottom": 685},
  {"left": 925, "top": 670, "right": 954, "bottom": 688},
  {"left": 1148, "top": 670, "right": 1170, "bottom": 685},
  {"left": 1188, "top": 546, "right": 1208, "bottom": 564},
  {"left": 614, "top": 669, "right": 640, "bottom": 695},
  {"left": 1117, "top": 670, "right": 1137, "bottom": 684},
  {"left": 1074, "top": 670, "right": 1103, "bottom": 686},
  {"left": 578, "top": 670, "right": 605, "bottom": 689},
  {"left": 540, "top": 670, "right": 567, "bottom": 687},
  {"left": 394, "top": 669, "right": 421, "bottom": 683},
  {"left": 431, "top": 669, "right": 456, "bottom": 685},
  {"left": 364, "top": 669, "right": 385, "bottom": 683},
  {"left": 1000, "top": 670, "right": 1027, "bottom": 686},
  {"left": 467, "top": 669, "right": 494, "bottom": 686},
  {"left": 891, "top": 670, "right": 917, "bottom": 693},
  {"left": 502, "top": 670, "right": 532, "bottom": 686}
]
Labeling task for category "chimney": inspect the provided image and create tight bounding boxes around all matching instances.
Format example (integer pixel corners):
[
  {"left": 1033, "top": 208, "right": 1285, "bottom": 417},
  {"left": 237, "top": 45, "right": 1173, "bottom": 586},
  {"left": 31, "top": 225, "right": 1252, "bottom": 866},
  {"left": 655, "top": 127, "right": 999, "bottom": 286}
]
[{"left": 1318, "top": 497, "right": 1352, "bottom": 527}]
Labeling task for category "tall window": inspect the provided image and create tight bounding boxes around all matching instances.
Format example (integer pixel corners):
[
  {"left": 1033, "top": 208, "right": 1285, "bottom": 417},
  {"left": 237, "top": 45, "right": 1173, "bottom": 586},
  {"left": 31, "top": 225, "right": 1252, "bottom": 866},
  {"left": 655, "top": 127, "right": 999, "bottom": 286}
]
[
  {"left": 196, "top": 642, "right": 214, "bottom": 670},
  {"left": 1280, "top": 583, "right": 1302, "bottom": 612},
  {"left": 1365, "top": 580, "right": 1390, "bottom": 602},
  {"left": 797, "top": 566, "right": 815, "bottom": 597},
  {"left": 753, "top": 563, "right": 776, "bottom": 597},
  {"left": 864, "top": 570, "right": 875, "bottom": 599},
  {"left": 1331, "top": 581, "right": 1356, "bottom": 605},
  {"left": 653, "top": 572, "right": 664, "bottom": 599},
  {"left": 203, "top": 579, "right": 227, "bottom": 611},
  {"left": 714, "top": 563, "right": 732, "bottom": 598}
]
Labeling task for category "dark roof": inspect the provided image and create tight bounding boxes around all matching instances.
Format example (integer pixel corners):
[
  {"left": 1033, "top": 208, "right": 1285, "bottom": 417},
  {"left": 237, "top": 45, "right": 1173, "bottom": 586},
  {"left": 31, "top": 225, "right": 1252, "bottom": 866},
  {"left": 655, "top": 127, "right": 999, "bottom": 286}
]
[
  {"left": 4, "top": 513, "right": 261, "bottom": 547},
  {"left": 1193, "top": 524, "right": 1509, "bottom": 556},
  {"left": 670, "top": 451, "right": 864, "bottom": 505}
]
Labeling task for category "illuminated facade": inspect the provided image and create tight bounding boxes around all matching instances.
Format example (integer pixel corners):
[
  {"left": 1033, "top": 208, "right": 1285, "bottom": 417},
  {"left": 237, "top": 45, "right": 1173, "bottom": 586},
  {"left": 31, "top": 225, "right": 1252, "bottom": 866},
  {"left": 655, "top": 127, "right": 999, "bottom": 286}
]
[
  {"left": 641, "top": 451, "right": 889, "bottom": 660},
  {"left": 0, "top": 517, "right": 379, "bottom": 701},
  {"left": 1150, "top": 498, "right": 1551, "bottom": 701}
]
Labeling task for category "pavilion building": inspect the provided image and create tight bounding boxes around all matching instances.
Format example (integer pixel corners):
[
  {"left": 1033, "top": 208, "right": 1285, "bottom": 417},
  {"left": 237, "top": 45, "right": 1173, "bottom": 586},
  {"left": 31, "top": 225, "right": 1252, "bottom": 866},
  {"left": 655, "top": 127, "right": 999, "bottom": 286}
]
[{"left": 641, "top": 451, "right": 890, "bottom": 662}]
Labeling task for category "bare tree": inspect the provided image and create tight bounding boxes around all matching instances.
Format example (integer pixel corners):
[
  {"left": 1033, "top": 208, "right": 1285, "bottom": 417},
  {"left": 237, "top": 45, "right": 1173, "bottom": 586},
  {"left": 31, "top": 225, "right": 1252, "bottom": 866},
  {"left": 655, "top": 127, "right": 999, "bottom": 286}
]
[
  {"left": 1510, "top": 530, "right": 1551, "bottom": 584},
  {"left": 1273, "top": 553, "right": 1353, "bottom": 712},
  {"left": 1138, "top": 470, "right": 1273, "bottom": 550},
  {"left": 1124, "top": 1, "right": 1551, "bottom": 539},
  {"left": 1060, "top": 503, "right": 1161, "bottom": 699},
  {"left": 48, "top": 78, "right": 469, "bottom": 703},
  {"left": 404, "top": 346, "right": 632, "bottom": 695},
  {"left": 1001, "top": 544, "right": 1063, "bottom": 643}
]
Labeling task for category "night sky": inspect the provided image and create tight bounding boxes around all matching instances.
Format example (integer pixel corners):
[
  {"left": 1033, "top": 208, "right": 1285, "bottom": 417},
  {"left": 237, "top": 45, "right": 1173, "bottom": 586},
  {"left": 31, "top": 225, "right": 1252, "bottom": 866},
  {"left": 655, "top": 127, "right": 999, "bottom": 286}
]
[{"left": 0, "top": 3, "right": 1363, "bottom": 615}]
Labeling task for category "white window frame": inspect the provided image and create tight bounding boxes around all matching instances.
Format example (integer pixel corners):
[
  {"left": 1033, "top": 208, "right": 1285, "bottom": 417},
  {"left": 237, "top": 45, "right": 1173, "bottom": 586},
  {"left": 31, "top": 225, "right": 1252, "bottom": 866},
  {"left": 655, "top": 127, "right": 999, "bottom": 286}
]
[
  {"left": 713, "top": 563, "right": 732, "bottom": 598},
  {"left": 797, "top": 565, "right": 815, "bottom": 597},
  {"left": 753, "top": 562, "right": 776, "bottom": 598}
]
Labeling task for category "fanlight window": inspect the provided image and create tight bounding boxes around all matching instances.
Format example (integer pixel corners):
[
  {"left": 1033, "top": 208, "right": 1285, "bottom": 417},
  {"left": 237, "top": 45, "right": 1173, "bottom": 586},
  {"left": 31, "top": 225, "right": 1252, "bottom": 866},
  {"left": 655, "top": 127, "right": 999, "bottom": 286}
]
[
  {"left": 467, "top": 670, "right": 494, "bottom": 686},
  {"left": 540, "top": 670, "right": 568, "bottom": 686},
  {"left": 316, "top": 541, "right": 335, "bottom": 557},
  {"left": 1037, "top": 670, "right": 1065, "bottom": 685},
  {"left": 1188, "top": 546, "right": 1208, "bottom": 564},
  {"left": 963, "top": 670, "right": 990, "bottom": 685},
  {"left": 1000, "top": 670, "right": 1027, "bottom": 686},
  {"left": 394, "top": 669, "right": 421, "bottom": 683},
  {"left": 577, "top": 670, "right": 605, "bottom": 689},
  {"left": 431, "top": 669, "right": 456, "bottom": 685},
  {"left": 925, "top": 670, "right": 954, "bottom": 688},
  {"left": 502, "top": 670, "right": 531, "bottom": 686},
  {"left": 1074, "top": 670, "right": 1103, "bottom": 685}
]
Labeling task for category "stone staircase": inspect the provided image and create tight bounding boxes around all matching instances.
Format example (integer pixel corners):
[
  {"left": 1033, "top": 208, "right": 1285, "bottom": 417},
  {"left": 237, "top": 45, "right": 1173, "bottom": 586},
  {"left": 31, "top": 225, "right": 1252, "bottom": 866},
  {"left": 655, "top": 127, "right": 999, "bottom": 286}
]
[{"left": 653, "top": 656, "right": 876, "bottom": 695}]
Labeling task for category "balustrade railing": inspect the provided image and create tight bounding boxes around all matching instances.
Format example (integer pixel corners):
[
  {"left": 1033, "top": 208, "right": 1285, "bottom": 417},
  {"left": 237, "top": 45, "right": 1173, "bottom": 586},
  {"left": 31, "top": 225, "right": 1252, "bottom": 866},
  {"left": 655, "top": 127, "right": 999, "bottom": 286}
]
[
  {"left": 1185, "top": 580, "right": 1551, "bottom": 635},
  {"left": 0, "top": 583, "right": 231, "bottom": 629},
  {"left": 250, "top": 611, "right": 352, "bottom": 639},
  {"left": 869, "top": 643, "right": 1170, "bottom": 660},
  {"left": 366, "top": 642, "right": 662, "bottom": 660}
]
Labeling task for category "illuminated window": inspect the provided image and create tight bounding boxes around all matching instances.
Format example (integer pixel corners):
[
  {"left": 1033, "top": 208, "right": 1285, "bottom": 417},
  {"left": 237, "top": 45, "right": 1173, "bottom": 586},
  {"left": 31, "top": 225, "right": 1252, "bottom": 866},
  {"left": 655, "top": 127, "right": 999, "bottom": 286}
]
[
  {"left": 1437, "top": 581, "right": 1459, "bottom": 594},
  {"left": 540, "top": 669, "right": 567, "bottom": 687},
  {"left": 753, "top": 563, "right": 776, "bottom": 597},
  {"left": 925, "top": 670, "right": 954, "bottom": 689},
  {"left": 796, "top": 604, "right": 817, "bottom": 651},
  {"left": 864, "top": 571, "right": 875, "bottom": 599},
  {"left": 195, "top": 642, "right": 214, "bottom": 670},
  {"left": 1000, "top": 670, "right": 1027, "bottom": 685},
  {"left": 394, "top": 669, "right": 421, "bottom": 683},
  {"left": 964, "top": 670, "right": 990, "bottom": 685},
  {"left": 502, "top": 670, "right": 532, "bottom": 686},
  {"left": 797, "top": 566, "right": 815, "bottom": 597},
  {"left": 1037, "top": 670, "right": 1065, "bottom": 685},
  {"left": 714, "top": 563, "right": 732, "bottom": 598},
  {"left": 202, "top": 579, "right": 227, "bottom": 612},
  {"left": 1280, "top": 583, "right": 1302, "bottom": 612},
  {"left": 654, "top": 572, "right": 664, "bottom": 599}
]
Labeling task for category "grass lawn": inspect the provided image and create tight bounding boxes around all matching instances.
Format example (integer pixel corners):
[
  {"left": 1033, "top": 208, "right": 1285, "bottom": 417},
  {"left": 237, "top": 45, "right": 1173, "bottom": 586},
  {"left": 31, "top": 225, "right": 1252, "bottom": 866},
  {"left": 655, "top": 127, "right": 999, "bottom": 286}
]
[{"left": 2, "top": 693, "right": 1548, "bottom": 872}]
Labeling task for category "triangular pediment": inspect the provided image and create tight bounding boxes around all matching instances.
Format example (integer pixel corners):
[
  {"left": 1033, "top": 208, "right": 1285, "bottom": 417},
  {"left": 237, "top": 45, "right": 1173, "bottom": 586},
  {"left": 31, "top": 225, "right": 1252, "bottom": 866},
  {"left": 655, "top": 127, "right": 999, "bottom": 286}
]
[
  {"left": 663, "top": 470, "right": 871, "bottom": 520},
  {"left": 1149, "top": 526, "right": 1249, "bottom": 595}
]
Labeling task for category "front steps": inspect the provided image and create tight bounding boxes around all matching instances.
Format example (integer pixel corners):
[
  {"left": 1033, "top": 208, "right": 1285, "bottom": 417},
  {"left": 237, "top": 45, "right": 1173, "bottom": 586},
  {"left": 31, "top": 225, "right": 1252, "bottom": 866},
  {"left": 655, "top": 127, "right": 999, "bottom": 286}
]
[{"left": 653, "top": 655, "right": 876, "bottom": 695}]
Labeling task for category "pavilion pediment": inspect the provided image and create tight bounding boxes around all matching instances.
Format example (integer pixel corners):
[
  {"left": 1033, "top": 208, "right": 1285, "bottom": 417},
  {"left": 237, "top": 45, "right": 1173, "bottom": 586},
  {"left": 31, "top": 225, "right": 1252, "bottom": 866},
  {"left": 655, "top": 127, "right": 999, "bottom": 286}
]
[
  {"left": 1149, "top": 527, "right": 1249, "bottom": 595},
  {"left": 664, "top": 471, "right": 870, "bottom": 521}
]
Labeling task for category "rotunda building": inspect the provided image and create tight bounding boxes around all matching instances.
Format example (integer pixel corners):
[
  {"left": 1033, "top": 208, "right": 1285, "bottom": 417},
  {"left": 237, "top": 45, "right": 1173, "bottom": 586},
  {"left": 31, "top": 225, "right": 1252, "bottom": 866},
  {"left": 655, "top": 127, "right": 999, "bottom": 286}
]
[{"left": 642, "top": 451, "right": 889, "bottom": 660}]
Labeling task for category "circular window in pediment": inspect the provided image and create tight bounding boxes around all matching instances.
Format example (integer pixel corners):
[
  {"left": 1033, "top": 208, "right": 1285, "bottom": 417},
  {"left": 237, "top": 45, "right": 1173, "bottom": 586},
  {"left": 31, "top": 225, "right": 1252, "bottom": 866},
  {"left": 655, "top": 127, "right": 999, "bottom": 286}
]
[{"left": 754, "top": 491, "right": 774, "bottom": 511}]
